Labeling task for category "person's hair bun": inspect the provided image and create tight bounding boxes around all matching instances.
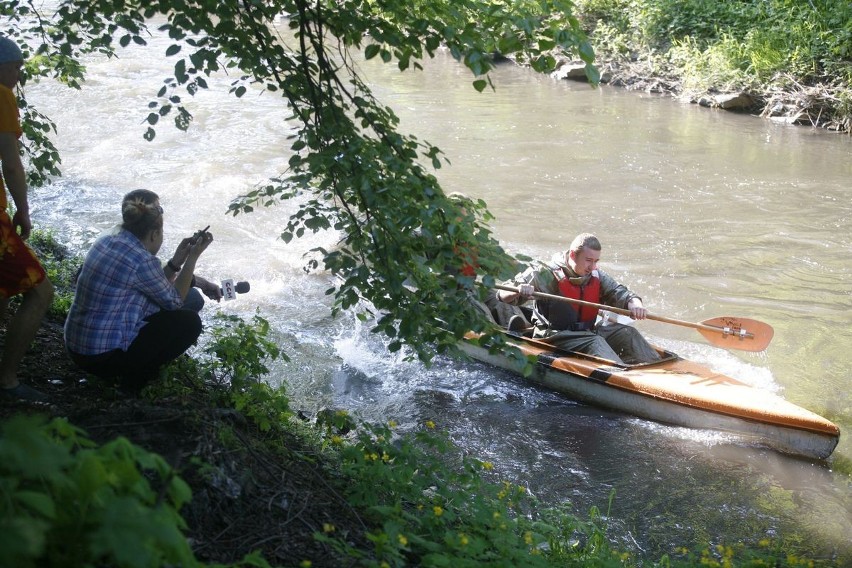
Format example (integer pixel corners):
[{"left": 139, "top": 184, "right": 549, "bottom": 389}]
[{"left": 121, "top": 197, "right": 162, "bottom": 238}]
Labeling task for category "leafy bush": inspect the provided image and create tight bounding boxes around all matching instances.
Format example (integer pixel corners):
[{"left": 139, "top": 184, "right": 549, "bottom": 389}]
[
  {"left": 669, "top": 34, "right": 756, "bottom": 92},
  {"left": 577, "top": 0, "right": 852, "bottom": 84},
  {"left": 575, "top": 0, "right": 851, "bottom": 130},
  {"left": 314, "top": 417, "right": 623, "bottom": 566},
  {"left": 157, "top": 312, "right": 291, "bottom": 433},
  {"left": 0, "top": 415, "right": 198, "bottom": 568},
  {"left": 19, "top": 229, "right": 81, "bottom": 318}
]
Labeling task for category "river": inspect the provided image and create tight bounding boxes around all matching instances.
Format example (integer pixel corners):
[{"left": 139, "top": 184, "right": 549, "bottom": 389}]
[{"left": 25, "top": 31, "right": 851, "bottom": 562}]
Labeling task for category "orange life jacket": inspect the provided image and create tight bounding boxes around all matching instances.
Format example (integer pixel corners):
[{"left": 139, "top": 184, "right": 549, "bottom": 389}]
[
  {"left": 554, "top": 269, "right": 601, "bottom": 325},
  {"left": 454, "top": 245, "right": 478, "bottom": 277}
]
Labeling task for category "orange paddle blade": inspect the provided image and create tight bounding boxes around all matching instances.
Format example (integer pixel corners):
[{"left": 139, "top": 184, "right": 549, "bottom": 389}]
[{"left": 697, "top": 317, "right": 774, "bottom": 352}]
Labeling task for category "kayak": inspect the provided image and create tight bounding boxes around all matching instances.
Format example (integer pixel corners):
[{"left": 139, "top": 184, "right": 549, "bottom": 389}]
[{"left": 460, "top": 328, "right": 840, "bottom": 460}]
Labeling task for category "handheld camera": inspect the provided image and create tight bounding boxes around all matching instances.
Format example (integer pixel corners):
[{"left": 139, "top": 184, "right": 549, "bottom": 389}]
[{"left": 192, "top": 225, "right": 211, "bottom": 244}]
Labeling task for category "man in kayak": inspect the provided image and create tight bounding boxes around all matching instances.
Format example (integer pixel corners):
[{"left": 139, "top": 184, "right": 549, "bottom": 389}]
[{"left": 496, "top": 232, "right": 660, "bottom": 365}]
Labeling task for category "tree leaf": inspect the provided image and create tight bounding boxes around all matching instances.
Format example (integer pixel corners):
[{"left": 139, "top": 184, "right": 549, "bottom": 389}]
[
  {"left": 365, "top": 44, "right": 380, "bottom": 60},
  {"left": 14, "top": 490, "right": 56, "bottom": 519}
]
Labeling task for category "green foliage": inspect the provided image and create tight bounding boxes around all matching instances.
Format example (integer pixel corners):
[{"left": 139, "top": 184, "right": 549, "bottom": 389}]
[
  {"left": 312, "top": 414, "right": 831, "bottom": 566},
  {"left": 0, "top": 317, "right": 289, "bottom": 567},
  {"left": 313, "top": 417, "right": 630, "bottom": 566},
  {"left": 24, "top": 229, "right": 82, "bottom": 317},
  {"left": 2, "top": 1, "right": 95, "bottom": 188},
  {"left": 668, "top": 34, "right": 756, "bottom": 92},
  {"left": 663, "top": 541, "right": 833, "bottom": 567},
  {"left": 18, "top": 104, "right": 62, "bottom": 188},
  {"left": 0, "top": 415, "right": 198, "bottom": 568},
  {"left": 576, "top": 0, "right": 852, "bottom": 86},
  {"left": 201, "top": 312, "right": 286, "bottom": 384},
  {"left": 156, "top": 312, "right": 292, "bottom": 433}
]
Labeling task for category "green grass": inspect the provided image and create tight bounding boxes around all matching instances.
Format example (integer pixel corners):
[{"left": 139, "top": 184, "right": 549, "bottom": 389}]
[{"left": 573, "top": 0, "right": 852, "bottom": 128}]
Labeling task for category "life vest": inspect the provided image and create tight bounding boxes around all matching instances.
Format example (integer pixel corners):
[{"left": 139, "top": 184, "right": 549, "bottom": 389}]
[
  {"left": 451, "top": 244, "right": 478, "bottom": 278},
  {"left": 554, "top": 268, "right": 601, "bottom": 325}
]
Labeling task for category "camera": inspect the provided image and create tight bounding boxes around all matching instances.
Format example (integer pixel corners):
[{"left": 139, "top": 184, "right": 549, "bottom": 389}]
[{"left": 192, "top": 225, "right": 210, "bottom": 244}]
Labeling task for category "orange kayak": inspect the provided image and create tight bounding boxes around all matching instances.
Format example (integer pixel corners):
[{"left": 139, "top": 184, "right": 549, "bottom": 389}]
[{"left": 461, "top": 331, "right": 840, "bottom": 460}]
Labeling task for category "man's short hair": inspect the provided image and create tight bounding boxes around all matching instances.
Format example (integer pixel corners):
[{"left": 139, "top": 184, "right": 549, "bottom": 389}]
[{"left": 569, "top": 233, "right": 601, "bottom": 255}]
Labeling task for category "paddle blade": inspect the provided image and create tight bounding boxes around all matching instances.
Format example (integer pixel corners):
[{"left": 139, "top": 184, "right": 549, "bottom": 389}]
[{"left": 698, "top": 317, "right": 774, "bottom": 352}]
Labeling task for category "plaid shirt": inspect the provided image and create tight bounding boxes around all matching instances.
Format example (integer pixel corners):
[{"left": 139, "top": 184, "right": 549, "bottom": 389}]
[{"left": 65, "top": 229, "right": 183, "bottom": 355}]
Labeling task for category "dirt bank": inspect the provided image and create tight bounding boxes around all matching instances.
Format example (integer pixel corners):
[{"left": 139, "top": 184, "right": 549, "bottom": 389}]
[
  {"left": 546, "top": 54, "right": 851, "bottom": 134},
  {"left": 0, "top": 314, "right": 368, "bottom": 566}
]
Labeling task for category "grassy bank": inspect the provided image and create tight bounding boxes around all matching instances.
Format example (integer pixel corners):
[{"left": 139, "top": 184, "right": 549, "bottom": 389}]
[
  {"left": 571, "top": 0, "right": 852, "bottom": 132},
  {"left": 1, "top": 239, "right": 837, "bottom": 566}
]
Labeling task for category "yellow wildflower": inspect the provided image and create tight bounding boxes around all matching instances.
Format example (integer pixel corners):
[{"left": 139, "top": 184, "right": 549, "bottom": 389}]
[
  {"left": 426, "top": 420, "right": 436, "bottom": 429},
  {"left": 433, "top": 505, "right": 444, "bottom": 517},
  {"left": 481, "top": 461, "right": 493, "bottom": 470},
  {"left": 323, "top": 523, "right": 335, "bottom": 533},
  {"left": 398, "top": 534, "right": 408, "bottom": 546}
]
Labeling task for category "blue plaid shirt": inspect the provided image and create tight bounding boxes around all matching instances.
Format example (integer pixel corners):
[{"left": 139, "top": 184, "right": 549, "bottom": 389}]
[{"left": 65, "top": 229, "right": 183, "bottom": 355}]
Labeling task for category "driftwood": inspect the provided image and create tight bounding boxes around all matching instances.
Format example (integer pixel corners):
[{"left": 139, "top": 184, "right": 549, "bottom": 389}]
[{"left": 760, "top": 76, "right": 851, "bottom": 132}]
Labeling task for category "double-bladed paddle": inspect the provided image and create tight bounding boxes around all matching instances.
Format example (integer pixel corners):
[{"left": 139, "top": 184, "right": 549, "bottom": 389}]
[{"left": 494, "top": 284, "right": 773, "bottom": 352}]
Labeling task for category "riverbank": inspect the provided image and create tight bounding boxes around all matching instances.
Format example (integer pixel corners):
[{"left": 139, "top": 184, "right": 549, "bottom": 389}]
[
  {"left": 0, "top": 313, "right": 368, "bottom": 566},
  {"left": 547, "top": 53, "right": 851, "bottom": 133},
  {"left": 547, "top": 0, "right": 852, "bottom": 134}
]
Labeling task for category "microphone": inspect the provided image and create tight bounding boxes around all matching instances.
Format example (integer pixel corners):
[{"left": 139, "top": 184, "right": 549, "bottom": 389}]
[{"left": 220, "top": 279, "right": 250, "bottom": 301}]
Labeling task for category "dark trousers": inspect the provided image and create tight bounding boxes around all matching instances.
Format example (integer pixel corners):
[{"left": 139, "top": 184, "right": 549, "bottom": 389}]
[
  {"left": 537, "top": 323, "right": 660, "bottom": 365},
  {"left": 70, "top": 310, "right": 202, "bottom": 391}
]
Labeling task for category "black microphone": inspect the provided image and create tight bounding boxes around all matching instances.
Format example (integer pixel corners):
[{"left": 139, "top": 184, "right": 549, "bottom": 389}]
[{"left": 220, "top": 280, "right": 250, "bottom": 300}]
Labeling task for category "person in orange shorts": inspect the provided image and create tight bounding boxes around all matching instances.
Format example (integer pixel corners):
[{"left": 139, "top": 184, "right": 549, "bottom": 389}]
[{"left": 0, "top": 35, "right": 53, "bottom": 402}]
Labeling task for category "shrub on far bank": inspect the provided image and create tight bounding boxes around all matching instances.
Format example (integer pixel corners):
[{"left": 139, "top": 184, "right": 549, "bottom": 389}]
[{"left": 573, "top": 0, "right": 852, "bottom": 132}]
